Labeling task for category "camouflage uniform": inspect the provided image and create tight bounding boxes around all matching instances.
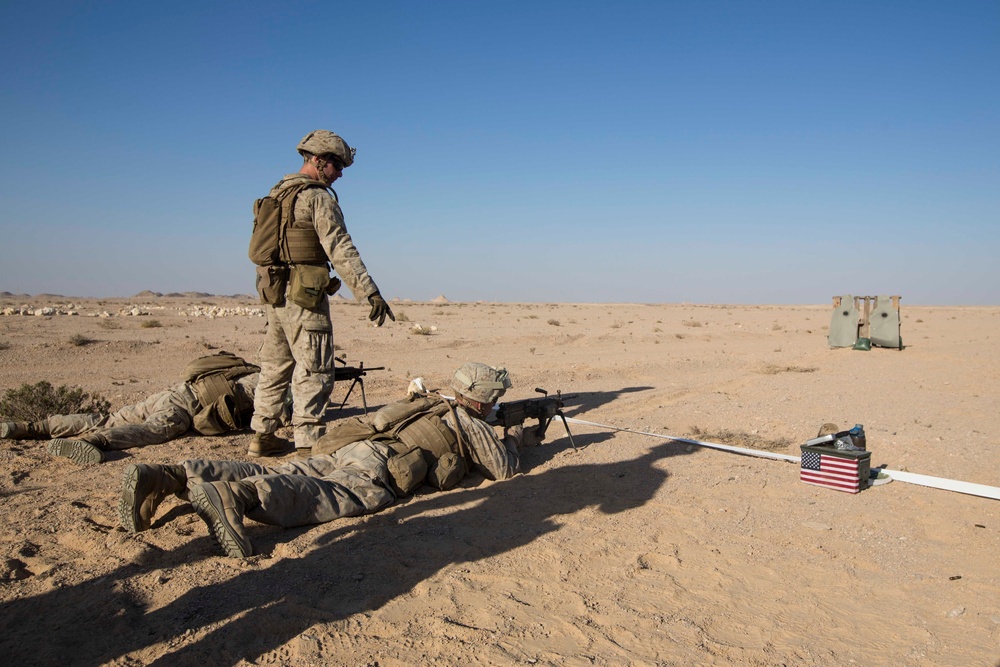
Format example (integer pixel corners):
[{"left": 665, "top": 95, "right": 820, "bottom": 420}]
[
  {"left": 177, "top": 403, "right": 523, "bottom": 527},
  {"left": 39, "top": 374, "right": 258, "bottom": 451},
  {"left": 251, "top": 176, "right": 380, "bottom": 450}
]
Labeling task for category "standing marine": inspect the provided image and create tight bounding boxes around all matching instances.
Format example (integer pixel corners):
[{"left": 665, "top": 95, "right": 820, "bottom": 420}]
[{"left": 248, "top": 130, "right": 395, "bottom": 458}]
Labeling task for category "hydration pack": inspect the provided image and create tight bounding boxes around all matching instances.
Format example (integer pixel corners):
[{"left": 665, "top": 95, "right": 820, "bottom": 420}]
[
  {"left": 182, "top": 352, "right": 260, "bottom": 436},
  {"left": 248, "top": 178, "right": 327, "bottom": 266}
]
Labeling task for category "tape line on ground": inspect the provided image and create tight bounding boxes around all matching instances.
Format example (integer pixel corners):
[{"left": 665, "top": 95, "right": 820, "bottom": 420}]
[{"left": 562, "top": 416, "right": 1000, "bottom": 502}]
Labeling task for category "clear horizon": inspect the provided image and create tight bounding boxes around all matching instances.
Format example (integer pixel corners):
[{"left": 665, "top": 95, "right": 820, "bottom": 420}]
[{"left": 2, "top": 1, "right": 997, "bottom": 306}]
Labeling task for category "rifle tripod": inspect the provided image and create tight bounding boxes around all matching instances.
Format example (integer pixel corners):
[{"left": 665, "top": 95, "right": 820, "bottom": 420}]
[{"left": 332, "top": 359, "right": 385, "bottom": 414}]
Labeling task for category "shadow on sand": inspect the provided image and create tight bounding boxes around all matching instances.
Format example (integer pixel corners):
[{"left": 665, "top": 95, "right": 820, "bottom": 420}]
[{"left": 1, "top": 410, "right": 689, "bottom": 665}]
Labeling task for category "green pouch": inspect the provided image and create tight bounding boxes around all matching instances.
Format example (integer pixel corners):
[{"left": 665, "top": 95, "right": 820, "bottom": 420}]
[
  {"left": 288, "top": 264, "right": 330, "bottom": 310},
  {"left": 852, "top": 337, "right": 872, "bottom": 351},
  {"left": 255, "top": 265, "right": 288, "bottom": 305},
  {"left": 427, "top": 452, "right": 467, "bottom": 491},
  {"left": 386, "top": 446, "right": 429, "bottom": 496},
  {"left": 192, "top": 394, "right": 239, "bottom": 436}
]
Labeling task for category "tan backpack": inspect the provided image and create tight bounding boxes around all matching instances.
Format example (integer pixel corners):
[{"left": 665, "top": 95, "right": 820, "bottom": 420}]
[
  {"left": 248, "top": 178, "right": 327, "bottom": 266},
  {"left": 183, "top": 352, "right": 260, "bottom": 436}
]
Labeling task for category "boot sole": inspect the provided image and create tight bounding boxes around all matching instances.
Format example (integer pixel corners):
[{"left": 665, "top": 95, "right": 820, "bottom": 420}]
[
  {"left": 118, "top": 464, "right": 152, "bottom": 533},
  {"left": 47, "top": 439, "right": 104, "bottom": 464},
  {"left": 190, "top": 484, "right": 253, "bottom": 558}
]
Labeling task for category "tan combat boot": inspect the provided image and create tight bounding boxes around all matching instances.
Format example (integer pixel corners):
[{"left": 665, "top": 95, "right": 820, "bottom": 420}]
[
  {"left": 190, "top": 481, "right": 260, "bottom": 558},
  {"left": 118, "top": 463, "right": 188, "bottom": 533},
  {"left": 248, "top": 432, "right": 293, "bottom": 458},
  {"left": 1, "top": 421, "right": 49, "bottom": 440},
  {"left": 46, "top": 439, "right": 104, "bottom": 464}
]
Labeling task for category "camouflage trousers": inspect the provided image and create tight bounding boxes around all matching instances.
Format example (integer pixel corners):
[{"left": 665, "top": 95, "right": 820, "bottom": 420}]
[
  {"left": 251, "top": 297, "right": 335, "bottom": 449},
  {"left": 43, "top": 382, "right": 198, "bottom": 451},
  {"left": 181, "top": 440, "right": 396, "bottom": 527}
]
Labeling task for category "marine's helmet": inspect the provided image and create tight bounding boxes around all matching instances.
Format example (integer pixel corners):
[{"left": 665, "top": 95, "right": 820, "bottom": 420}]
[
  {"left": 451, "top": 363, "right": 511, "bottom": 404},
  {"left": 296, "top": 130, "right": 355, "bottom": 168}
]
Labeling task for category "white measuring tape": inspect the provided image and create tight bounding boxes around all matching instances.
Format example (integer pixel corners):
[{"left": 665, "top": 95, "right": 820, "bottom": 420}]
[
  {"left": 561, "top": 416, "right": 1000, "bottom": 502},
  {"left": 439, "top": 385, "right": 1000, "bottom": 502}
]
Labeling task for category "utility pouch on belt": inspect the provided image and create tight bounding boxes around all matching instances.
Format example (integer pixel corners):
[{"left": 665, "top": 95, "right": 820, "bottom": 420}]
[
  {"left": 427, "top": 452, "right": 466, "bottom": 491},
  {"left": 386, "top": 446, "right": 428, "bottom": 497},
  {"left": 192, "top": 394, "right": 239, "bottom": 436},
  {"left": 255, "top": 265, "right": 288, "bottom": 305},
  {"left": 288, "top": 264, "right": 331, "bottom": 310}
]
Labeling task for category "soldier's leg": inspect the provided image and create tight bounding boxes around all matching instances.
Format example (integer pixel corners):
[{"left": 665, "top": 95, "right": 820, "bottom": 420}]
[
  {"left": 286, "top": 300, "right": 335, "bottom": 451},
  {"left": 188, "top": 442, "right": 395, "bottom": 557},
  {"left": 121, "top": 455, "right": 303, "bottom": 533},
  {"left": 41, "top": 412, "right": 115, "bottom": 464},
  {"left": 1, "top": 421, "right": 51, "bottom": 439},
  {"left": 180, "top": 453, "right": 355, "bottom": 492},
  {"left": 82, "top": 387, "right": 194, "bottom": 451},
  {"left": 251, "top": 305, "right": 295, "bottom": 436},
  {"left": 243, "top": 440, "right": 395, "bottom": 527},
  {"left": 42, "top": 413, "right": 107, "bottom": 438}
]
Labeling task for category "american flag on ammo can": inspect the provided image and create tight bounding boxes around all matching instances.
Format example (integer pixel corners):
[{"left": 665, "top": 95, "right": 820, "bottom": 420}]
[{"left": 800, "top": 449, "right": 864, "bottom": 493}]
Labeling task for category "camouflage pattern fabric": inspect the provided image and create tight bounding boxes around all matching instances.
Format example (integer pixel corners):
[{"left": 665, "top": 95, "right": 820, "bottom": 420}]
[
  {"left": 182, "top": 440, "right": 395, "bottom": 527},
  {"left": 271, "top": 174, "right": 379, "bottom": 301},
  {"left": 40, "top": 375, "right": 257, "bottom": 451},
  {"left": 252, "top": 174, "right": 383, "bottom": 449},
  {"left": 444, "top": 406, "right": 522, "bottom": 480},
  {"left": 250, "top": 298, "right": 333, "bottom": 448}
]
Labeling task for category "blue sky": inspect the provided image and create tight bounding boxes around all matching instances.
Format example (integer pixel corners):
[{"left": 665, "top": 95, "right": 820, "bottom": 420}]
[{"left": 1, "top": 1, "right": 997, "bottom": 304}]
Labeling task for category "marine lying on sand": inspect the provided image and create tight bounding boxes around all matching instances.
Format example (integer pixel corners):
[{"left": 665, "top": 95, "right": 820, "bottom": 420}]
[
  {"left": 1, "top": 353, "right": 262, "bottom": 463},
  {"left": 117, "top": 363, "right": 544, "bottom": 558}
]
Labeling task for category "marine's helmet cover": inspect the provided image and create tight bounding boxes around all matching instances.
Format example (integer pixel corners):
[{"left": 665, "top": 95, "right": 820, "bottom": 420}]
[
  {"left": 296, "top": 130, "right": 355, "bottom": 168},
  {"left": 451, "top": 363, "right": 511, "bottom": 404}
]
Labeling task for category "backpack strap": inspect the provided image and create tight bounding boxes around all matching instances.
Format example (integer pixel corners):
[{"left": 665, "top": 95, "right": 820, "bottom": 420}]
[{"left": 276, "top": 179, "right": 328, "bottom": 264}]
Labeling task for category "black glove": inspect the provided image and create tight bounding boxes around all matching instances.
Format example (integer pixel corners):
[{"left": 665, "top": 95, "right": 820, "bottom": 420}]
[{"left": 368, "top": 292, "right": 395, "bottom": 326}]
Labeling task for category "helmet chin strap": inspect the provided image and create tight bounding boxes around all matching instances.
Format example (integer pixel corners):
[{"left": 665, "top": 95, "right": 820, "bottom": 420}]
[
  {"left": 455, "top": 395, "right": 490, "bottom": 420},
  {"left": 312, "top": 156, "right": 334, "bottom": 186}
]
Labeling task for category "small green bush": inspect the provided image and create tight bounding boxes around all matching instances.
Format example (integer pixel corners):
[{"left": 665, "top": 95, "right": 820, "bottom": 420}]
[
  {"left": 69, "top": 334, "right": 96, "bottom": 346},
  {"left": 141, "top": 319, "right": 162, "bottom": 329},
  {"left": 0, "top": 381, "right": 112, "bottom": 421}
]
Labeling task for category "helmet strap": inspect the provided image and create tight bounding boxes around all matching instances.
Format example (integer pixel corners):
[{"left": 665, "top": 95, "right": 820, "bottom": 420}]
[
  {"left": 455, "top": 395, "right": 490, "bottom": 420},
  {"left": 312, "top": 155, "right": 334, "bottom": 186}
]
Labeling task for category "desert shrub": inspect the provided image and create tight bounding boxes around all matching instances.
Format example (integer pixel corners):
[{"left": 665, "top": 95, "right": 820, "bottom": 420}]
[
  {"left": 97, "top": 319, "right": 121, "bottom": 330},
  {"left": 141, "top": 319, "right": 162, "bottom": 328},
  {"left": 0, "top": 341, "right": 10, "bottom": 351},
  {"left": 69, "top": 334, "right": 96, "bottom": 346},
  {"left": 395, "top": 310, "right": 410, "bottom": 322},
  {"left": 547, "top": 319, "right": 560, "bottom": 326},
  {"left": 0, "top": 381, "right": 112, "bottom": 421}
]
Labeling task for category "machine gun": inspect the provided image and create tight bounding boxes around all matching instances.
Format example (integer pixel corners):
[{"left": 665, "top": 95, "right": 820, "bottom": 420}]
[
  {"left": 493, "top": 388, "right": 575, "bottom": 447},
  {"left": 332, "top": 359, "right": 384, "bottom": 414}
]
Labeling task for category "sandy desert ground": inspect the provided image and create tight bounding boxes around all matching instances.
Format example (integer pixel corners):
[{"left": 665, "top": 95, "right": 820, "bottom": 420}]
[{"left": 0, "top": 293, "right": 998, "bottom": 666}]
